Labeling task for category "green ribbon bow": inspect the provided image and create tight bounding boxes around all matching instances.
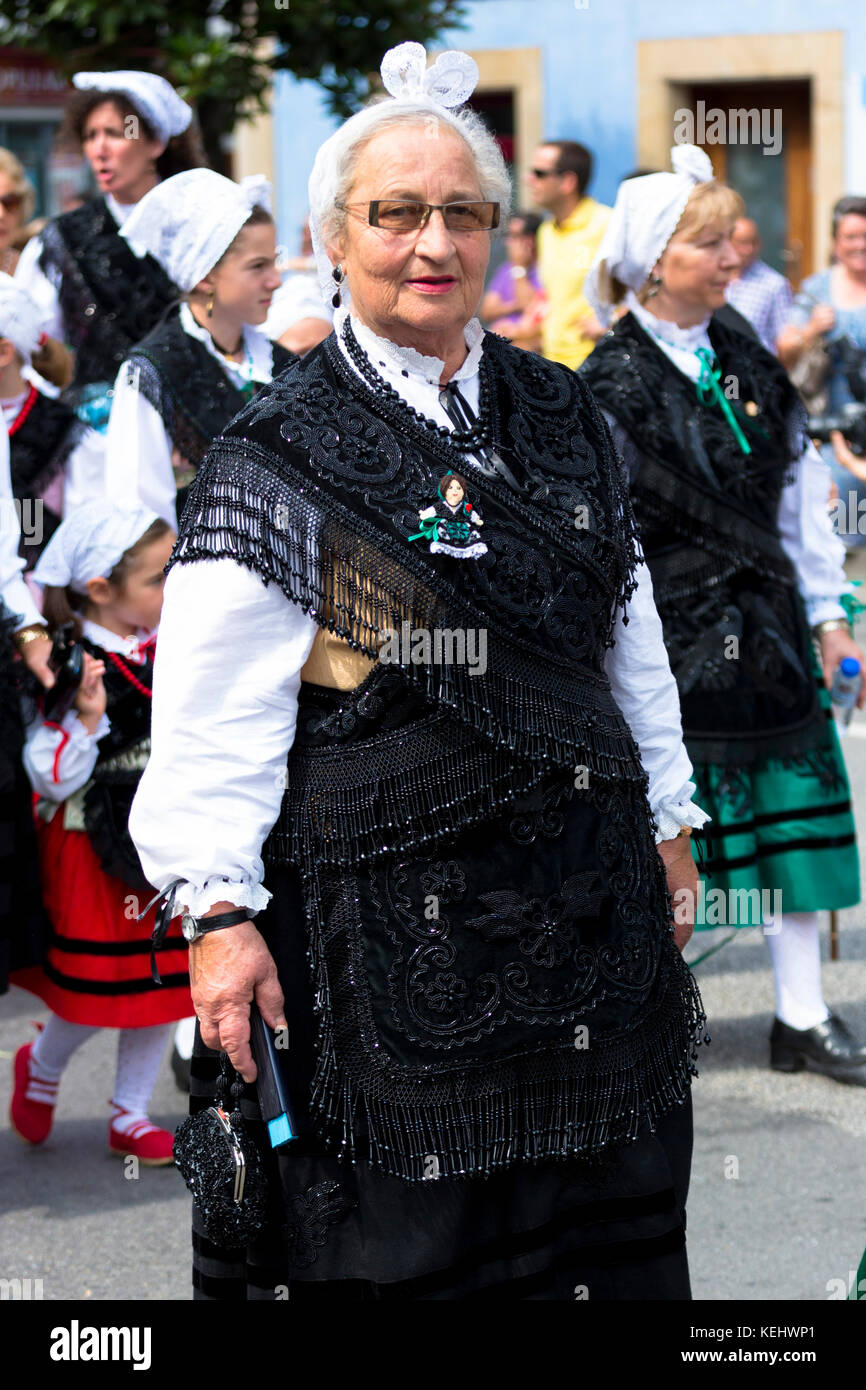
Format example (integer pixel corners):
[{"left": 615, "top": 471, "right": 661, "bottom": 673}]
[{"left": 695, "top": 346, "right": 752, "bottom": 456}]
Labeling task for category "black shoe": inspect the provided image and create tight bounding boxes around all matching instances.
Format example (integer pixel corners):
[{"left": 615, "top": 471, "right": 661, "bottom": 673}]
[
  {"left": 770, "top": 1013, "right": 866, "bottom": 1082},
  {"left": 170, "top": 1043, "right": 191, "bottom": 1093}
]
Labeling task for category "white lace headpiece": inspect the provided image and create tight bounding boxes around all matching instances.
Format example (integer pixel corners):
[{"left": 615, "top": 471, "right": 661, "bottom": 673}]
[
  {"left": 72, "top": 70, "right": 192, "bottom": 146},
  {"left": 308, "top": 42, "right": 490, "bottom": 311},
  {"left": 32, "top": 500, "right": 161, "bottom": 596},
  {"left": 0, "top": 272, "right": 43, "bottom": 362},
  {"left": 120, "top": 169, "right": 273, "bottom": 291},
  {"left": 584, "top": 144, "right": 715, "bottom": 324}
]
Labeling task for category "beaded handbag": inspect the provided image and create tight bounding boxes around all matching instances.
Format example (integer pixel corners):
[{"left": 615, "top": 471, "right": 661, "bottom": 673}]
[{"left": 173, "top": 1055, "right": 269, "bottom": 1249}]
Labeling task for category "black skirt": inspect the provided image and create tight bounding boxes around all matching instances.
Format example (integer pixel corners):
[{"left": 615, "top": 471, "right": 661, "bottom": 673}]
[{"left": 189, "top": 863, "right": 694, "bottom": 1302}]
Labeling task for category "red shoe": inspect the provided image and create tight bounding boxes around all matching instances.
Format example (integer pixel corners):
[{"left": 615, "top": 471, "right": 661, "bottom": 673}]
[
  {"left": 108, "top": 1108, "right": 174, "bottom": 1166},
  {"left": 9, "top": 1041, "right": 58, "bottom": 1145}
]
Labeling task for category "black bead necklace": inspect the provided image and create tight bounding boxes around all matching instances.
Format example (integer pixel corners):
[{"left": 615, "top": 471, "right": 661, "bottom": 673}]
[{"left": 341, "top": 316, "right": 491, "bottom": 452}]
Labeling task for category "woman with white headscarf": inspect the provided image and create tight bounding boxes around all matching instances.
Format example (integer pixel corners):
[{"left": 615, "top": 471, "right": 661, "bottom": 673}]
[
  {"left": 130, "top": 44, "right": 710, "bottom": 1299},
  {"left": 103, "top": 170, "right": 289, "bottom": 531},
  {"left": 581, "top": 149, "right": 866, "bottom": 1082},
  {"left": 14, "top": 71, "right": 204, "bottom": 434}
]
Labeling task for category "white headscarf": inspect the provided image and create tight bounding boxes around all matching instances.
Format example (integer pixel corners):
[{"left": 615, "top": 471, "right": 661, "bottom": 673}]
[
  {"left": 308, "top": 42, "right": 481, "bottom": 311},
  {"left": 584, "top": 144, "right": 715, "bottom": 325},
  {"left": 120, "top": 169, "right": 273, "bottom": 291},
  {"left": 32, "top": 501, "right": 161, "bottom": 596},
  {"left": 0, "top": 272, "right": 43, "bottom": 362},
  {"left": 72, "top": 70, "right": 192, "bottom": 146}
]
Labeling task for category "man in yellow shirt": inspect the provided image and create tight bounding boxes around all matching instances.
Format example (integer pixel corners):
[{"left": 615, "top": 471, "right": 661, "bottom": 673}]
[{"left": 527, "top": 141, "right": 611, "bottom": 369}]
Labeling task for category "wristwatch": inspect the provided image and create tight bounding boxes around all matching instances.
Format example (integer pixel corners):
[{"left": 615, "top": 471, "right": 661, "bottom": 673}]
[{"left": 181, "top": 908, "right": 251, "bottom": 944}]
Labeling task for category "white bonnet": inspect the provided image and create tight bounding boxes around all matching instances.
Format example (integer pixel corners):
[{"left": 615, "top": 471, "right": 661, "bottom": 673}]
[
  {"left": 120, "top": 169, "right": 273, "bottom": 291},
  {"left": 584, "top": 144, "right": 715, "bottom": 324},
  {"left": 72, "top": 70, "right": 192, "bottom": 146}
]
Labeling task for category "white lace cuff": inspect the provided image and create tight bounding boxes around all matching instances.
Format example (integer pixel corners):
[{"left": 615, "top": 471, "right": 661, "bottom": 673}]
[
  {"left": 175, "top": 878, "right": 273, "bottom": 917},
  {"left": 652, "top": 783, "right": 712, "bottom": 843}
]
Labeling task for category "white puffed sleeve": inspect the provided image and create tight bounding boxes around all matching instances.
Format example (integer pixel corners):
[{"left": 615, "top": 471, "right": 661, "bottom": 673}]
[
  {"left": 776, "top": 440, "right": 848, "bottom": 627},
  {"left": 129, "top": 558, "right": 319, "bottom": 915},
  {"left": 604, "top": 561, "right": 710, "bottom": 842},
  {"left": 104, "top": 361, "right": 178, "bottom": 529},
  {"left": 23, "top": 709, "right": 110, "bottom": 802},
  {"left": 14, "top": 235, "right": 64, "bottom": 341}
]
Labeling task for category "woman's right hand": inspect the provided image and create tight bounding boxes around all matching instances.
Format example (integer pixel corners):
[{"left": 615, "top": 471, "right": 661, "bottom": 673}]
[{"left": 188, "top": 918, "right": 287, "bottom": 1082}]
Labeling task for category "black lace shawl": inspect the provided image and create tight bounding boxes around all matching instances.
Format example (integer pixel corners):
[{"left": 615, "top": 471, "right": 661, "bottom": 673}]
[
  {"left": 126, "top": 306, "right": 297, "bottom": 472},
  {"left": 9, "top": 392, "right": 83, "bottom": 566},
  {"left": 168, "top": 331, "right": 706, "bottom": 1180},
  {"left": 38, "top": 197, "right": 179, "bottom": 397},
  {"left": 580, "top": 311, "right": 824, "bottom": 765}
]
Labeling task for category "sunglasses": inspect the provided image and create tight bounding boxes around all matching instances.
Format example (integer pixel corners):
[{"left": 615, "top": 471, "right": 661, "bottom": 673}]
[
  {"left": 338, "top": 200, "right": 500, "bottom": 232},
  {"left": 0, "top": 192, "right": 24, "bottom": 213}
]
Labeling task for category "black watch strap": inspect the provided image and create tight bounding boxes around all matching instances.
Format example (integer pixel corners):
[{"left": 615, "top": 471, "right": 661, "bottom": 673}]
[{"left": 188, "top": 909, "right": 251, "bottom": 937}]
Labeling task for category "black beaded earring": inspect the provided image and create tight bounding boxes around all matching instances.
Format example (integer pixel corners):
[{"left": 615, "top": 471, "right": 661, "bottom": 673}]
[{"left": 331, "top": 263, "right": 344, "bottom": 308}]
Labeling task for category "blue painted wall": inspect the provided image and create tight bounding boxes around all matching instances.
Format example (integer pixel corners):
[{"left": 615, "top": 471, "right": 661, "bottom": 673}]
[{"left": 272, "top": 0, "right": 866, "bottom": 254}]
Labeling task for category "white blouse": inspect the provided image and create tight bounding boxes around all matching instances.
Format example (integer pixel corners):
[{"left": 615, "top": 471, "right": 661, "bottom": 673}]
[
  {"left": 104, "top": 303, "right": 279, "bottom": 531},
  {"left": 130, "top": 312, "right": 708, "bottom": 917},
  {"left": 627, "top": 296, "right": 849, "bottom": 628}
]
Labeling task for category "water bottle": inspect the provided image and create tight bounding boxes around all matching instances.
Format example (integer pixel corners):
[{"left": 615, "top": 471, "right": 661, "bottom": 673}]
[{"left": 831, "top": 657, "right": 861, "bottom": 733}]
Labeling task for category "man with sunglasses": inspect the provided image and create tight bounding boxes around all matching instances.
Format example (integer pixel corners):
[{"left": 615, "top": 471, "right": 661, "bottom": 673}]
[{"left": 526, "top": 141, "right": 611, "bottom": 369}]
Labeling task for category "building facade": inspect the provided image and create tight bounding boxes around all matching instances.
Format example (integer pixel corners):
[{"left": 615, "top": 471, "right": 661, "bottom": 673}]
[{"left": 262, "top": 0, "right": 866, "bottom": 285}]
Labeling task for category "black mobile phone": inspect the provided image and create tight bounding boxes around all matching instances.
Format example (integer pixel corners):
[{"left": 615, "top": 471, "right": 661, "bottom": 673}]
[{"left": 42, "top": 622, "right": 85, "bottom": 722}]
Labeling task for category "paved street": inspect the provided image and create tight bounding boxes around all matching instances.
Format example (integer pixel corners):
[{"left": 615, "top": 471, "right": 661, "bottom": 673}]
[{"left": 3, "top": 561, "right": 866, "bottom": 1302}]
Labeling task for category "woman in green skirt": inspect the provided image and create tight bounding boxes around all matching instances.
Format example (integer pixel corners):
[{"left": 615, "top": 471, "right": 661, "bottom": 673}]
[{"left": 581, "top": 146, "right": 866, "bottom": 1082}]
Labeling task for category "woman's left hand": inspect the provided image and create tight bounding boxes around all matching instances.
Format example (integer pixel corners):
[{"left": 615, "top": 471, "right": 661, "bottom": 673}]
[
  {"left": 819, "top": 626, "right": 866, "bottom": 708},
  {"left": 657, "top": 836, "right": 699, "bottom": 953}
]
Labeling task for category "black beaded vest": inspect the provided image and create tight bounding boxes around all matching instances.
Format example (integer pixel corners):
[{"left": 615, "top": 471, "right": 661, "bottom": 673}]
[
  {"left": 38, "top": 197, "right": 178, "bottom": 406},
  {"left": 581, "top": 311, "right": 822, "bottom": 766},
  {"left": 126, "top": 306, "right": 296, "bottom": 513},
  {"left": 170, "top": 329, "right": 705, "bottom": 1181},
  {"left": 77, "top": 637, "right": 154, "bottom": 892},
  {"left": 8, "top": 390, "right": 83, "bottom": 567}
]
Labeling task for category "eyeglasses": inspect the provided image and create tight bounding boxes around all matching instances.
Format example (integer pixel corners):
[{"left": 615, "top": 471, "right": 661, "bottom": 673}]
[
  {"left": 528, "top": 168, "right": 560, "bottom": 180},
  {"left": 338, "top": 200, "right": 500, "bottom": 232},
  {"left": 0, "top": 193, "right": 24, "bottom": 213}
]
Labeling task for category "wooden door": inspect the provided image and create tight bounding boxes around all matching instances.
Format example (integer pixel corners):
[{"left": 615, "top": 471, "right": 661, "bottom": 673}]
[{"left": 685, "top": 79, "right": 812, "bottom": 286}]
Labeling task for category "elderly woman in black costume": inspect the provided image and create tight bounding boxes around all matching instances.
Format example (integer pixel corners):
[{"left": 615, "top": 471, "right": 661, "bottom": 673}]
[{"left": 131, "top": 44, "right": 709, "bottom": 1300}]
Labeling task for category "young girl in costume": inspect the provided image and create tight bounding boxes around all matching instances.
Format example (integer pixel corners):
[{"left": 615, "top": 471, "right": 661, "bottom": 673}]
[
  {"left": 104, "top": 168, "right": 290, "bottom": 530},
  {"left": 9, "top": 500, "right": 189, "bottom": 1164}
]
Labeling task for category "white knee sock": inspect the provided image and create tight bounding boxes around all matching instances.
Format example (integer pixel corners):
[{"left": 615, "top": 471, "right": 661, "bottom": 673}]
[
  {"left": 764, "top": 910, "right": 831, "bottom": 1031},
  {"left": 28, "top": 1015, "right": 99, "bottom": 1101},
  {"left": 110, "top": 1024, "right": 172, "bottom": 1132}
]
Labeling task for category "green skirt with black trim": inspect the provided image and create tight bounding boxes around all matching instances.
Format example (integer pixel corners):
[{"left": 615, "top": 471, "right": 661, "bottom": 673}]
[{"left": 690, "top": 681, "right": 860, "bottom": 929}]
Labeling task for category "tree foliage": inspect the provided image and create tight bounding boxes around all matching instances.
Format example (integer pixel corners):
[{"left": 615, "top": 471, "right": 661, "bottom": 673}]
[{"left": 0, "top": 0, "right": 469, "bottom": 164}]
